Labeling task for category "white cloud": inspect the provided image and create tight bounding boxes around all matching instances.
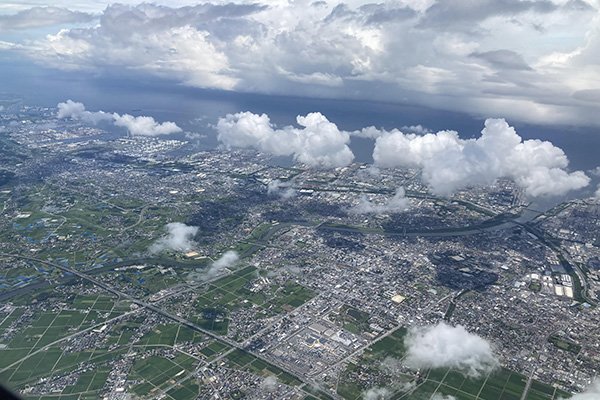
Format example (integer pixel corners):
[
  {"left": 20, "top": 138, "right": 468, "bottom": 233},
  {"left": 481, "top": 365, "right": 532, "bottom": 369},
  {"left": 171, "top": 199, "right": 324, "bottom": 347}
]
[
  {"left": 363, "top": 387, "right": 390, "bottom": 400},
  {"left": 57, "top": 99, "right": 113, "bottom": 124},
  {"left": 259, "top": 375, "right": 278, "bottom": 392},
  {"left": 0, "top": 1, "right": 203, "bottom": 14},
  {"left": 349, "top": 187, "right": 410, "bottom": 215},
  {"left": 565, "top": 380, "right": 600, "bottom": 400},
  {"left": 404, "top": 322, "right": 499, "bottom": 378},
  {"left": 113, "top": 113, "right": 182, "bottom": 137},
  {"left": 217, "top": 111, "right": 354, "bottom": 168},
  {"left": 201, "top": 250, "right": 240, "bottom": 280},
  {"left": 594, "top": 185, "right": 600, "bottom": 200},
  {"left": 149, "top": 222, "right": 198, "bottom": 254},
  {"left": 267, "top": 179, "right": 296, "bottom": 199},
  {"left": 0, "top": 6, "right": 94, "bottom": 31},
  {"left": 401, "top": 124, "right": 432, "bottom": 135},
  {"left": 589, "top": 166, "right": 600, "bottom": 177},
  {"left": 432, "top": 395, "right": 457, "bottom": 400},
  {"left": 28, "top": 4, "right": 250, "bottom": 89},
  {"left": 57, "top": 100, "right": 182, "bottom": 136},
  {"left": 373, "top": 118, "right": 590, "bottom": 197},
  {"left": 10, "top": 2, "right": 600, "bottom": 126}
]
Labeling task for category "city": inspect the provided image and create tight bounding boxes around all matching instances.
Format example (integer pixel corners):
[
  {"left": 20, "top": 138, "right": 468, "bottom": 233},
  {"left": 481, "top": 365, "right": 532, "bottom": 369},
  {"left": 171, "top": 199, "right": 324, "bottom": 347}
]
[{"left": 0, "top": 101, "right": 598, "bottom": 399}]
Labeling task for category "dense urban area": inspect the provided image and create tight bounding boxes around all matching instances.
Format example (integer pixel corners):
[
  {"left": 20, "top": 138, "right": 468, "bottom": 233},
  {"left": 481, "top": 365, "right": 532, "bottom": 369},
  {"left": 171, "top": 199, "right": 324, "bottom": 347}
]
[{"left": 0, "top": 101, "right": 599, "bottom": 400}]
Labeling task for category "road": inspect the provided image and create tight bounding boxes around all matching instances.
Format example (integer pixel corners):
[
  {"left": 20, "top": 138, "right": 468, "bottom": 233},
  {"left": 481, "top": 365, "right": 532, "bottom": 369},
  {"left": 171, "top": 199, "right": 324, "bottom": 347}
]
[
  {"left": 0, "top": 253, "right": 340, "bottom": 400},
  {"left": 517, "top": 222, "right": 591, "bottom": 304}
]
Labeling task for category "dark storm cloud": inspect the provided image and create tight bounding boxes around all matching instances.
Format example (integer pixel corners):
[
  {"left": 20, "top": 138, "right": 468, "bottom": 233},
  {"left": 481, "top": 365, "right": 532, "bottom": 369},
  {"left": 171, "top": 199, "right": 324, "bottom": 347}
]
[{"left": 3, "top": 1, "right": 599, "bottom": 127}]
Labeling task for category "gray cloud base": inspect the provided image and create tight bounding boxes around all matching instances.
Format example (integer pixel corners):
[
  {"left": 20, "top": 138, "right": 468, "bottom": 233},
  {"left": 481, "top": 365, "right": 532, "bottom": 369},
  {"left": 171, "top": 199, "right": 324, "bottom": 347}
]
[{"left": 5, "top": 1, "right": 599, "bottom": 127}]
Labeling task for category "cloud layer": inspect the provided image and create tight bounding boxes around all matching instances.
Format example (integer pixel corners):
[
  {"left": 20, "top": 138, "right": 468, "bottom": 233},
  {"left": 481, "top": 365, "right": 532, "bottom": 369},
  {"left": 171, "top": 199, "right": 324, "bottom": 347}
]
[
  {"left": 57, "top": 100, "right": 182, "bottom": 136},
  {"left": 0, "top": 6, "right": 94, "bottom": 31},
  {"left": 149, "top": 222, "right": 198, "bottom": 253},
  {"left": 217, "top": 111, "right": 354, "bottom": 168},
  {"left": 404, "top": 322, "right": 499, "bottom": 378},
  {"left": 5, "top": 1, "right": 600, "bottom": 126},
  {"left": 372, "top": 118, "right": 589, "bottom": 197}
]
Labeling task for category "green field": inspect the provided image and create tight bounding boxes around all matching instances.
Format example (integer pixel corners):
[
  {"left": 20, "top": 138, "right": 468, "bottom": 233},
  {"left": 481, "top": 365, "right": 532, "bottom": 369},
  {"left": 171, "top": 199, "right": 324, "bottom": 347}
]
[
  {"left": 190, "top": 266, "right": 315, "bottom": 336},
  {"left": 129, "top": 354, "right": 200, "bottom": 399},
  {"left": 337, "top": 327, "right": 568, "bottom": 400},
  {"left": 225, "top": 348, "right": 303, "bottom": 387}
]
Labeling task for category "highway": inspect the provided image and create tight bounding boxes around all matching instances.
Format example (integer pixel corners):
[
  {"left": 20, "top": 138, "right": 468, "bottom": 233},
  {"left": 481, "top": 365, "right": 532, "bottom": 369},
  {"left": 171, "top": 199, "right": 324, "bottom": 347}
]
[{"left": 0, "top": 253, "right": 340, "bottom": 400}]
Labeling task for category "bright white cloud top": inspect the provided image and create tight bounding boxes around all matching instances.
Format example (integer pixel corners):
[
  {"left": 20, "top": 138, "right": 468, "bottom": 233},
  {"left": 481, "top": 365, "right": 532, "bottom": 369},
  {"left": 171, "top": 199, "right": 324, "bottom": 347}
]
[
  {"left": 113, "top": 114, "right": 182, "bottom": 137},
  {"left": 57, "top": 99, "right": 113, "bottom": 124},
  {"left": 217, "top": 111, "right": 354, "bottom": 168},
  {"left": 217, "top": 111, "right": 587, "bottom": 196},
  {"left": 404, "top": 322, "right": 499, "bottom": 378},
  {"left": 372, "top": 118, "right": 589, "bottom": 197},
  {"left": 4, "top": 1, "right": 600, "bottom": 126},
  {"left": 149, "top": 222, "right": 198, "bottom": 254},
  {"left": 57, "top": 100, "right": 182, "bottom": 137}
]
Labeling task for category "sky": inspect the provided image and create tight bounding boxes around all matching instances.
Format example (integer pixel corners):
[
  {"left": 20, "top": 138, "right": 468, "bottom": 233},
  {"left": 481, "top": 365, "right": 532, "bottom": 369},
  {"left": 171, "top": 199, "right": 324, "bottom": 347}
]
[{"left": 1, "top": 0, "right": 599, "bottom": 128}]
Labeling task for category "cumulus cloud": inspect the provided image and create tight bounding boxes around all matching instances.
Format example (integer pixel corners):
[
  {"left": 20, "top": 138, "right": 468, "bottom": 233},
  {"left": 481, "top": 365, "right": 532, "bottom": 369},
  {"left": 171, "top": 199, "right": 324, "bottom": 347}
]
[
  {"left": 589, "top": 166, "right": 600, "bottom": 177},
  {"left": 149, "top": 222, "right": 198, "bottom": 254},
  {"left": 0, "top": 6, "right": 94, "bottom": 31},
  {"left": 202, "top": 250, "right": 240, "bottom": 280},
  {"left": 349, "top": 187, "right": 410, "bottom": 215},
  {"left": 11, "top": 1, "right": 600, "bottom": 126},
  {"left": 565, "top": 380, "right": 600, "bottom": 400},
  {"left": 404, "top": 322, "right": 499, "bottom": 378},
  {"left": 372, "top": 118, "right": 589, "bottom": 197},
  {"left": 28, "top": 3, "right": 254, "bottom": 89},
  {"left": 113, "top": 114, "right": 182, "bottom": 137},
  {"left": 57, "top": 100, "right": 113, "bottom": 124},
  {"left": 57, "top": 100, "right": 182, "bottom": 136},
  {"left": 217, "top": 111, "right": 354, "bottom": 168},
  {"left": 594, "top": 185, "right": 600, "bottom": 200},
  {"left": 363, "top": 387, "right": 390, "bottom": 400},
  {"left": 267, "top": 179, "right": 296, "bottom": 199}
]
